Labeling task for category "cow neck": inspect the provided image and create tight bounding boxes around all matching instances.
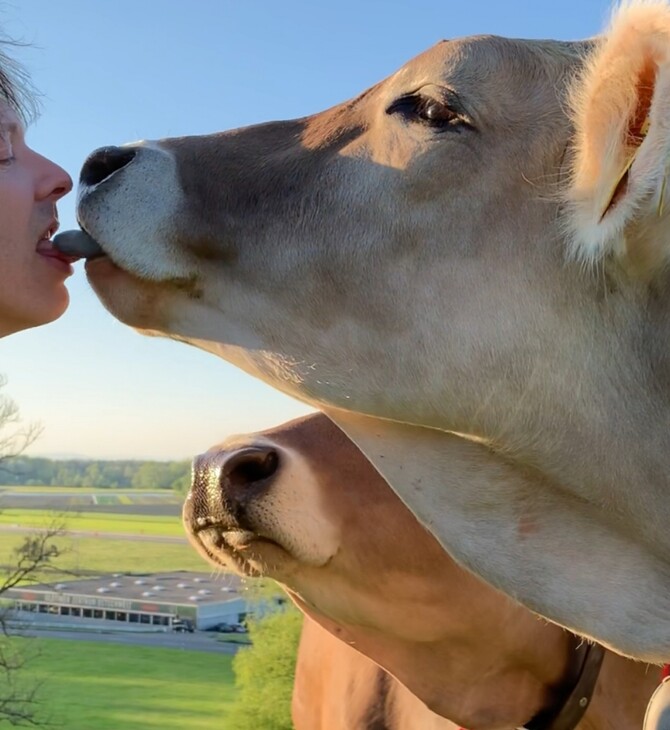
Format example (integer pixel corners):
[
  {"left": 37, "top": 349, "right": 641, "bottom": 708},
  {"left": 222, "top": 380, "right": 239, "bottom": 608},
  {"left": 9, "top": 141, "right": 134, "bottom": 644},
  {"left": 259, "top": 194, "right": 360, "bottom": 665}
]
[{"left": 520, "top": 639, "right": 605, "bottom": 730}]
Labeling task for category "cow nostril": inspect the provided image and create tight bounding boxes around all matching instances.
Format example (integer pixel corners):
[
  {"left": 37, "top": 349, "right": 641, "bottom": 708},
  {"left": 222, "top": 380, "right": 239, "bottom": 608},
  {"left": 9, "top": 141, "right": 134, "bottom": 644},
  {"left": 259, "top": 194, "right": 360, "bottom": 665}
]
[
  {"left": 80, "top": 146, "right": 137, "bottom": 187},
  {"left": 223, "top": 448, "right": 280, "bottom": 490}
]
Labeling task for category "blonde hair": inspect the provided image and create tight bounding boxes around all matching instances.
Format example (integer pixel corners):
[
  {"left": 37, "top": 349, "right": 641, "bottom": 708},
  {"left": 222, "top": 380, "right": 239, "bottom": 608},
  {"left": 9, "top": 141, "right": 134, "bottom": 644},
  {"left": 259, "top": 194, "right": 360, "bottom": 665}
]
[{"left": 0, "top": 38, "right": 38, "bottom": 125}]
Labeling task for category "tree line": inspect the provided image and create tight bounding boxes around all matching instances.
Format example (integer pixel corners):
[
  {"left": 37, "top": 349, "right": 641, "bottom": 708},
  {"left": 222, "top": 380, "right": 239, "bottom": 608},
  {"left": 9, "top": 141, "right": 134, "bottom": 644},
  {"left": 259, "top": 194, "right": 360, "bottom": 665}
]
[{"left": 0, "top": 456, "right": 191, "bottom": 491}]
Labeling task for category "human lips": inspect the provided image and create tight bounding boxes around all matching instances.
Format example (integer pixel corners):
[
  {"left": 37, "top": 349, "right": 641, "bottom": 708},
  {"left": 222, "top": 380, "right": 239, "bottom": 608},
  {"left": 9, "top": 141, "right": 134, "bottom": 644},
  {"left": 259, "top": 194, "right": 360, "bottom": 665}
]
[{"left": 35, "top": 220, "right": 79, "bottom": 274}]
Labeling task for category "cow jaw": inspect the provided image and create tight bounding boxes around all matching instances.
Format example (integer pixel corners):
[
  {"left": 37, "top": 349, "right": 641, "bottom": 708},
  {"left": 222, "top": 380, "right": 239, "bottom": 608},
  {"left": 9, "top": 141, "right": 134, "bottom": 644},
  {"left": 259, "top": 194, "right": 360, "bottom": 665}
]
[
  {"left": 186, "top": 525, "right": 293, "bottom": 579},
  {"left": 324, "top": 409, "right": 670, "bottom": 663}
]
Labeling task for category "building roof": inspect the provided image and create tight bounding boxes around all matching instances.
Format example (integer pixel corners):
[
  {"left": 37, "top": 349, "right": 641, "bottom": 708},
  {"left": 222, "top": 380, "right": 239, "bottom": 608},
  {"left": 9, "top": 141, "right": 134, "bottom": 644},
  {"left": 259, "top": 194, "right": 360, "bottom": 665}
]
[{"left": 8, "top": 571, "right": 247, "bottom": 609}]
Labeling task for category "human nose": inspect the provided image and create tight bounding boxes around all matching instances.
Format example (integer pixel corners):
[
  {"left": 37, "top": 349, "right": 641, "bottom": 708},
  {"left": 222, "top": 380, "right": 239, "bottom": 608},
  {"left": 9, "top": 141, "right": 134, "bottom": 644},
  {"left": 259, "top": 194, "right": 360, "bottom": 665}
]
[{"left": 35, "top": 153, "right": 73, "bottom": 202}]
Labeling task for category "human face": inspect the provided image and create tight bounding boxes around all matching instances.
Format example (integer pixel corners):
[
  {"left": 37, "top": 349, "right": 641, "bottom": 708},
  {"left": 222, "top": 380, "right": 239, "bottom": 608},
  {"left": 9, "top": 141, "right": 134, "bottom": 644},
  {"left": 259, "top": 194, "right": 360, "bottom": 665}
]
[{"left": 0, "top": 104, "right": 73, "bottom": 338}]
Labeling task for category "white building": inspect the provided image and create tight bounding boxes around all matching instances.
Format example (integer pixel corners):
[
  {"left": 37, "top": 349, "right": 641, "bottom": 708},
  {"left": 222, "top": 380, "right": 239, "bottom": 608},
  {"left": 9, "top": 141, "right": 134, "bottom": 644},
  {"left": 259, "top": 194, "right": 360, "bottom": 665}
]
[{"left": 7, "top": 571, "right": 254, "bottom": 630}]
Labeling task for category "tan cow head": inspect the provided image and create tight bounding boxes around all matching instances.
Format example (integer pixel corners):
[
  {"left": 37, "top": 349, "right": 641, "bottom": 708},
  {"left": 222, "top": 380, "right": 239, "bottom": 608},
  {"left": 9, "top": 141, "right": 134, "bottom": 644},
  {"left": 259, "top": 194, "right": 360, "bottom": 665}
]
[
  {"left": 183, "top": 412, "right": 575, "bottom": 728},
  {"left": 68, "top": 2, "right": 670, "bottom": 661},
  {"left": 76, "top": 33, "right": 584, "bottom": 426},
  {"left": 183, "top": 413, "right": 658, "bottom": 728}
]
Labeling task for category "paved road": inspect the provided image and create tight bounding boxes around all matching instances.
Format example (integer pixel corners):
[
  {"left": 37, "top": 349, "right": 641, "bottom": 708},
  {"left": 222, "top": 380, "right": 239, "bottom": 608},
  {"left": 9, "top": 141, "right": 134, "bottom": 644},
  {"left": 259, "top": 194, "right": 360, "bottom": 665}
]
[
  {"left": 9, "top": 624, "right": 242, "bottom": 654},
  {"left": 0, "top": 490, "right": 177, "bottom": 498},
  {"left": 0, "top": 490, "right": 182, "bottom": 516},
  {"left": 0, "top": 524, "right": 187, "bottom": 543}
]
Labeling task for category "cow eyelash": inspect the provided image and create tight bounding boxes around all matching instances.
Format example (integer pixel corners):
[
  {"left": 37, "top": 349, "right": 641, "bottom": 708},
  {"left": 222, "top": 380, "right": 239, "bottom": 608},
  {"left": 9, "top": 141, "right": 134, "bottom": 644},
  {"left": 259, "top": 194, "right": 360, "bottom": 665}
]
[{"left": 386, "top": 94, "right": 471, "bottom": 130}]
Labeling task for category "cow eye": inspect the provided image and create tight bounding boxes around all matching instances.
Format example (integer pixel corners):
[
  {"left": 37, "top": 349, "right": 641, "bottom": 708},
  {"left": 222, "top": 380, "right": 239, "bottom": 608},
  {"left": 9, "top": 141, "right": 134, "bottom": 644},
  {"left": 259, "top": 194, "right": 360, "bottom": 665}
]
[{"left": 386, "top": 94, "right": 468, "bottom": 130}]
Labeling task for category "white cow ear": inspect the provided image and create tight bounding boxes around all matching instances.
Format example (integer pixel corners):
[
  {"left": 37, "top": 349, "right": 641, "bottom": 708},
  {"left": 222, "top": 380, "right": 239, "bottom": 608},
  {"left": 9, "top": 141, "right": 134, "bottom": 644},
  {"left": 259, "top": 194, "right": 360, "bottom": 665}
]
[{"left": 566, "top": 1, "right": 670, "bottom": 274}]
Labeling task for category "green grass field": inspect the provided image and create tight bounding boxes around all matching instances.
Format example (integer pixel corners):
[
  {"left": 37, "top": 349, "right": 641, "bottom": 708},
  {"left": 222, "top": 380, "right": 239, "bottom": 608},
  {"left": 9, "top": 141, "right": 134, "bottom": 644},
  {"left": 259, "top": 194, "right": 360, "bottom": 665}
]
[
  {"left": 0, "top": 532, "right": 210, "bottom": 576},
  {"left": 0, "top": 498, "right": 245, "bottom": 728},
  {"left": 10, "top": 637, "right": 236, "bottom": 729},
  {"left": 0, "top": 508, "right": 185, "bottom": 536}
]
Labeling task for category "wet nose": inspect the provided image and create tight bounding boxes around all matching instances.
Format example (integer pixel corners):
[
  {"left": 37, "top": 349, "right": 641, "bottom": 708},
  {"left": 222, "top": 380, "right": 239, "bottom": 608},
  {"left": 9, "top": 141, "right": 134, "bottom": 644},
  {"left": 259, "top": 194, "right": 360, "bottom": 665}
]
[
  {"left": 220, "top": 447, "right": 280, "bottom": 493},
  {"left": 185, "top": 446, "right": 280, "bottom": 527},
  {"left": 80, "top": 146, "right": 137, "bottom": 187}
]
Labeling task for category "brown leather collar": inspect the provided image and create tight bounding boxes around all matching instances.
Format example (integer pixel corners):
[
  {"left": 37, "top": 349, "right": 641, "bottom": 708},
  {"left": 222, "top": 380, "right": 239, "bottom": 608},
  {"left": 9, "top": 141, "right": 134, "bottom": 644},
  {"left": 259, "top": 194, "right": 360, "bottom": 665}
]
[{"left": 522, "top": 639, "right": 605, "bottom": 730}]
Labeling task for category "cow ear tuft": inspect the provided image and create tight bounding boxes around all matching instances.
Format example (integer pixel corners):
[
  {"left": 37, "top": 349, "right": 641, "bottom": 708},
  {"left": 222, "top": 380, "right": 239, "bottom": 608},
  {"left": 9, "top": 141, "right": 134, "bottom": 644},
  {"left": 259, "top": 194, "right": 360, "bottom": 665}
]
[{"left": 566, "top": 1, "right": 670, "bottom": 275}]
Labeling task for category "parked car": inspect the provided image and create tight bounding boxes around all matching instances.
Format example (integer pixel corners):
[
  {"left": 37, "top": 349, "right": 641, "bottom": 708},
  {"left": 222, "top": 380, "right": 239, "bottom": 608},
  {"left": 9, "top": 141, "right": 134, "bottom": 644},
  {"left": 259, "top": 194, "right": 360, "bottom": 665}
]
[
  {"left": 206, "top": 622, "right": 236, "bottom": 633},
  {"left": 171, "top": 618, "right": 194, "bottom": 633},
  {"left": 206, "top": 621, "right": 248, "bottom": 633}
]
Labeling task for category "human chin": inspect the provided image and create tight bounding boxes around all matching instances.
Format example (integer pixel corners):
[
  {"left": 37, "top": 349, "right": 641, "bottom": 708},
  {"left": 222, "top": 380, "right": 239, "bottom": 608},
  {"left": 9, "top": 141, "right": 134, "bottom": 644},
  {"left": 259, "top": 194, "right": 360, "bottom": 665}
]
[
  {"left": 13, "top": 283, "right": 70, "bottom": 334},
  {"left": 36, "top": 285, "right": 70, "bottom": 326}
]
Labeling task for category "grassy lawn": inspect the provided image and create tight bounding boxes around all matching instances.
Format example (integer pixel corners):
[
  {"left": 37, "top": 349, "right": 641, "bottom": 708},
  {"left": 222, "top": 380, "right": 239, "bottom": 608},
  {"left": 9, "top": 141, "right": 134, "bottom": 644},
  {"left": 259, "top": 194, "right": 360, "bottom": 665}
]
[
  {"left": 10, "top": 637, "right": 236, "bottom": 729},
  {"left": 0, "top": 532, "right": 210, "bottom": 575},
  {"left": 0, "top": 509, "right": 185, "bottom": 537}
]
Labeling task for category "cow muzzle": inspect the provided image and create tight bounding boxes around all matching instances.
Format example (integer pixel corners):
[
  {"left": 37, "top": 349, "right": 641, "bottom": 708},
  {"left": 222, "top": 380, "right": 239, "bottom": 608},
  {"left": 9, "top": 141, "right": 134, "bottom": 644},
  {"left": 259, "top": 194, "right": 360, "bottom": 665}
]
[{"left": 182, "top": 444, "right": 283, "bottom": 576}]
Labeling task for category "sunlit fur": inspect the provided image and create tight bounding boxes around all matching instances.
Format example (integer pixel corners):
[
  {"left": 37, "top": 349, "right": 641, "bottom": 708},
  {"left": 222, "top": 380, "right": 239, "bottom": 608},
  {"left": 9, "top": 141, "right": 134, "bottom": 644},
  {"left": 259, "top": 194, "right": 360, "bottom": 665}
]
[{"left": 566, "top": 1, "right": 670, "bottom": 271}]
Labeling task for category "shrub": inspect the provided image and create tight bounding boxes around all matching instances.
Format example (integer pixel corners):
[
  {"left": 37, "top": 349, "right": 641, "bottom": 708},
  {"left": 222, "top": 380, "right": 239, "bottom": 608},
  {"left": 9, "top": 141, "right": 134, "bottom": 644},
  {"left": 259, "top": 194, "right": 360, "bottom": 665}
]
[{"left": 226, "top": 606, "right": 302, "bottom": 730}]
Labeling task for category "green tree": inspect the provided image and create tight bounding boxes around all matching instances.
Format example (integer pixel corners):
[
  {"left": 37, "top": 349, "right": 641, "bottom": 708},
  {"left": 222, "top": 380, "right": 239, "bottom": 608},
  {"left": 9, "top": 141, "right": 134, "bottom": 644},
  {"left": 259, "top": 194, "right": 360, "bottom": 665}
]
[
  {"left": 171, "top": 471, "right": 191, "bottom": 495},
  {"left": 226, "top": 606, "right": 302, "bottom": 730},
  {"left": 131, "top": 461, "right": 190, "bottom": 489}
]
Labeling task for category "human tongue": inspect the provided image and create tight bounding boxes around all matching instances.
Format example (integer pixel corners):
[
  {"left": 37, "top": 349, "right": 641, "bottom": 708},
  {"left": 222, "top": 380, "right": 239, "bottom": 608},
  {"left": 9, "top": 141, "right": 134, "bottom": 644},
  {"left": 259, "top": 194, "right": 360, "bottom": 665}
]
[{"left": 36, "top": 239, "right": 81, "bottom": 264}]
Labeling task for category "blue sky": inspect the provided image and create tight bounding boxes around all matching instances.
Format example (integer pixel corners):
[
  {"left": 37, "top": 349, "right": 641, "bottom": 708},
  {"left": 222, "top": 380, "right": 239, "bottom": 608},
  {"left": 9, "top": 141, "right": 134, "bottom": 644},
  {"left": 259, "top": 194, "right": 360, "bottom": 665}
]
[{"left": 0, "top": 0, "right": 611, "bottom": 459}]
